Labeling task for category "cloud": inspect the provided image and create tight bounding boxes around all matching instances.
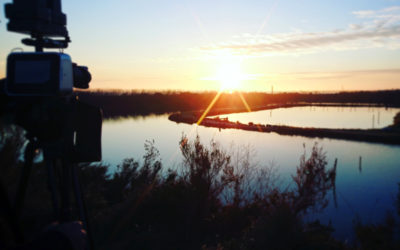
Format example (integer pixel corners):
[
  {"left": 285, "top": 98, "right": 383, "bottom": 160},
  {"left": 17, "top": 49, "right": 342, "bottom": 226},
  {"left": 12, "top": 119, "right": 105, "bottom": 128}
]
[
  {"left": 348, "top": 23, "right": 363, "bottom": 30},
  {"left": 353, "top": 6, "right": 400, "bottom": 18},
  {"left": 352, "top": 10, "right": 376, "bottom": 18},
  {"left": 287, "top": 68, "right": 400, "bottom": 81},
  {"left": 200, "top": 6, "right": 400, "bottom": 56}
]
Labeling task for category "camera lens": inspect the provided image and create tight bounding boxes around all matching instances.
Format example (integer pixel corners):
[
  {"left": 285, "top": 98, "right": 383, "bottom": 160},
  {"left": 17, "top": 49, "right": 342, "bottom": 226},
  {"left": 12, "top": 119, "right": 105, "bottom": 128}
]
[{"left": 73, "top": 64, "right": 91, "bottom": 89}]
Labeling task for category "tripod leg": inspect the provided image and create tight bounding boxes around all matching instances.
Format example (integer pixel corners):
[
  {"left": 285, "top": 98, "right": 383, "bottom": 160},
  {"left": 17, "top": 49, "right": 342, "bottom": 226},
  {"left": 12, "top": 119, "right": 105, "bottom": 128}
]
[
  {"left": 0, "top": 178, "right": 24, "bottom": 243},
  {"left": 71, "top": 164, "right": 95, "bottom": 250},
  {"left": 14, "top": 139, "right": 36, "bottom": 218},
  {"left": 71, "top": 164, "right": 85, "bottom": 224},
  {"left": 45, "top": 159, "right": 60, "bottom": 220},
  {"left": 60, "top": 160, "right": 72, "bottom": 222}
]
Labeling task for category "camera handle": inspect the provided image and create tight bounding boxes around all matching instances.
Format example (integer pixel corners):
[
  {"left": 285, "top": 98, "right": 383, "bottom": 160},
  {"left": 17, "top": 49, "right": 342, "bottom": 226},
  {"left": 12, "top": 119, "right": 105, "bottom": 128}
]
[
  {"left": 13, "top": 136, "right": 95, "bottom": 250},
  {"left": 22, "top": 34, "right": 70, "bottom": 52}
]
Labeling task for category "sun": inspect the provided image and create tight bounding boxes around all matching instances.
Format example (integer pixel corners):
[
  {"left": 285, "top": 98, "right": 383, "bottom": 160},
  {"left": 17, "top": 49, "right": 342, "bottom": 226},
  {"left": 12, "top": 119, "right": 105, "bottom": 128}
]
[
  {"left": 215, "top": 62, "right": 247, "bottom": 92},
  {"left": 216, "top": 63, "right": 241, "bottom": 91},
  {"left": 201, "top": 54, "right": 254, "bottom": 92}
]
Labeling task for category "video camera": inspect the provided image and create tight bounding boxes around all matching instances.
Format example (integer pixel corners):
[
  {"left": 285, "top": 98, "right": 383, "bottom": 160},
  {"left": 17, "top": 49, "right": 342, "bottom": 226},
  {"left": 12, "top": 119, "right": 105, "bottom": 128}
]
[
  {"left": 1, "top": 1, "right": 101, "bottom": 248},
  {"left": 2, "top": 0, "right": 101, "bottom": 162},
  {"left": 4, "top": 0, "right": 91, "bottom": 95},
  {"left": 6, "top": 52, "right": 91, "bottom": 96}
]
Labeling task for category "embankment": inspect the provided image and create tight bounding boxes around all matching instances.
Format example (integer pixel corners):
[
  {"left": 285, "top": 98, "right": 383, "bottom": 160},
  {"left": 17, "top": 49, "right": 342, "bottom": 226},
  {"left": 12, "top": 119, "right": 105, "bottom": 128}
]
[{"left": 169, "top": 112, "right": 400, "bottom": 146}]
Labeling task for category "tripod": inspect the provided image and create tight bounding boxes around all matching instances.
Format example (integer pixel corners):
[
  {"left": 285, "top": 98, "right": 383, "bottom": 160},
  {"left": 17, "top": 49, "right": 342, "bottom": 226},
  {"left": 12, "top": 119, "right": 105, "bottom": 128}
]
[{"left": 12, "top": 134, "right": 95, "bottom": 250}]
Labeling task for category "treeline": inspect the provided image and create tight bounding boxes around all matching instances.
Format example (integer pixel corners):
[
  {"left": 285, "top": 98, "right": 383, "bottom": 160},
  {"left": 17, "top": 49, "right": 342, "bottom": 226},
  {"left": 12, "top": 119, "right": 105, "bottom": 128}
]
[{"left": 77, "top": 89, "right": 400, "bottom": 118}]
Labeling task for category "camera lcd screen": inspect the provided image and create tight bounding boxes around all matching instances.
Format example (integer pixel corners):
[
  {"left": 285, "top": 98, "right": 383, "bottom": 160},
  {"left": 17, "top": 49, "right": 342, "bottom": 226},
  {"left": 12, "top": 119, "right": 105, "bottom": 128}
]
[
  {"left": 14, "top": 60, "right": 51, "bottom": 84},
  {"left": 6, "top": 52, "right": 72, "bottom": 96}
]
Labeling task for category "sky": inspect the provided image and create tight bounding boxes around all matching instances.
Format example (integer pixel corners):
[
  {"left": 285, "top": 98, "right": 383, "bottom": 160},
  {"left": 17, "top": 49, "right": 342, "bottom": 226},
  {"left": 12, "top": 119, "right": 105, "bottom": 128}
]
[{"left": 0, "top": 0, "right": 400, "bottom": 92}]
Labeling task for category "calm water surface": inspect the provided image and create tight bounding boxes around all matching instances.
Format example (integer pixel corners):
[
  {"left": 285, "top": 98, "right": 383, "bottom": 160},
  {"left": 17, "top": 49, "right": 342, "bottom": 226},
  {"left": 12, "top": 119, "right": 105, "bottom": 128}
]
[
  {"left": 102, "top": 107, "right": 400, "bottom": 240},
  {"left": 213, "top": 106, "right": 400, "bottom": 129}
]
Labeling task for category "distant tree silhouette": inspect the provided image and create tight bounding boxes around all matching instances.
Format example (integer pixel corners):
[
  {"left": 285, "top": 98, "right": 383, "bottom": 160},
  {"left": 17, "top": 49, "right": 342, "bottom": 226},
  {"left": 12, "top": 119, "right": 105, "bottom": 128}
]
[{"left": 76, "top": 90, "right": 400, "bottom": 118}]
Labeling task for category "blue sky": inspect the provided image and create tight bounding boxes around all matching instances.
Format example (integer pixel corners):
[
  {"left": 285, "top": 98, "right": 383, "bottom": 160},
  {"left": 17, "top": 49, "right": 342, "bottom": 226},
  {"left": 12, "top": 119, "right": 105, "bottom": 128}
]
[{"left": 1, "top": 0, "right": 399, "bottom": 91}]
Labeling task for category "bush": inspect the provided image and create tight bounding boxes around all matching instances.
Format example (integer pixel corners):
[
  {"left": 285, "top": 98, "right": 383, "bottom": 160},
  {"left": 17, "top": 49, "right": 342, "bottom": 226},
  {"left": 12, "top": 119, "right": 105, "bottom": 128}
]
[
  {"left": 88, "top": 135, "right": 339, "bottom": 249},
  {"left": 394, "top": 112, "right": 400, "bottom": 127}
]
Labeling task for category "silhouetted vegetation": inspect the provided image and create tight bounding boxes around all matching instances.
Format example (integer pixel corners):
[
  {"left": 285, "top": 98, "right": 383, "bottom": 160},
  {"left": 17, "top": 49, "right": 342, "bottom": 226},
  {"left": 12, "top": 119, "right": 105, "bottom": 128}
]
[
  {"left": 1, "top": 125, "right": 400, "bottom": 249},
  {"left": 394, "top": 112, "right": 400, "bottom": 128},
  {"left": 77, "top": 89, "right": 400, "bottom": 118}
]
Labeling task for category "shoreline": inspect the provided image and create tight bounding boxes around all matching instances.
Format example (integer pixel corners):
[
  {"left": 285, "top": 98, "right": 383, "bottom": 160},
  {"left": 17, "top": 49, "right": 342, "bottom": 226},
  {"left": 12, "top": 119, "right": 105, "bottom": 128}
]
[
  {"left": 169, "top": 104, "right": 400, "bottom": 146},
  {"left": 192, "top": 102, "right": 395, "bottom": 117}
]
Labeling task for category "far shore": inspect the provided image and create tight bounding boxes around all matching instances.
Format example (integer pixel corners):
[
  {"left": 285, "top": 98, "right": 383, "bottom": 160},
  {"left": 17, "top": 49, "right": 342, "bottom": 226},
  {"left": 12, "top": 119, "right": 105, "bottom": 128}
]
[{"left": 77, "top": 89, "right": 400, "bottom": 118}]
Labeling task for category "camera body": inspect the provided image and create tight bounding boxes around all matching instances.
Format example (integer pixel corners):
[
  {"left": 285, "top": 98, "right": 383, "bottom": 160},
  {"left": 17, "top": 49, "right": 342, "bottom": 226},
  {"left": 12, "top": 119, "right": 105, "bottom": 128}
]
[
  {"left": 2, "top": 0, "right": 102, "bottom": 163},
  {"left": 6, "top": 52, "right": 73, "bottom": 96}
]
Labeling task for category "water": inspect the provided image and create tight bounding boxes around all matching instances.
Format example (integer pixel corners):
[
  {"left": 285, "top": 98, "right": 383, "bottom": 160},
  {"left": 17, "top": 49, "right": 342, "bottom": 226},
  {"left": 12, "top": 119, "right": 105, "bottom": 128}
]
[
  {"left": 102, "top": 107, "right": 400, "bottom": 240},
  {"left": 212, "top": 106, "right": 399, "bottom": 129}
]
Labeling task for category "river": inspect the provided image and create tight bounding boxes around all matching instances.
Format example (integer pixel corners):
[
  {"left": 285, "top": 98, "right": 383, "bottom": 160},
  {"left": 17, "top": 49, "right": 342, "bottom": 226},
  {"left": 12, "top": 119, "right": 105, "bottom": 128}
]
[{"left": 102, "top": 106, "right": 400, "bottom": 240}]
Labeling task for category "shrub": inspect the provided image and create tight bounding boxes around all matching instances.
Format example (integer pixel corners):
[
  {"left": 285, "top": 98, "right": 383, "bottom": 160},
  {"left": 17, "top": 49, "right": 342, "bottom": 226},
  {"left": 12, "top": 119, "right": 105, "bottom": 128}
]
[{"left": 394, "top": 112, "right": 400, "bottom": 127}]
